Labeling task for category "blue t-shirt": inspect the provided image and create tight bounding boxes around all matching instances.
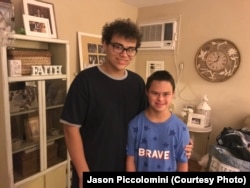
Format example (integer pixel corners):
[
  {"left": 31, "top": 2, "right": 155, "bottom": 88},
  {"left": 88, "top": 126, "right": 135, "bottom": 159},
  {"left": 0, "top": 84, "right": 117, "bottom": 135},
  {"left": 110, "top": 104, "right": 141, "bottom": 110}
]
[{"left": 127, "top": 112, "right": 190, "bottom": 171}]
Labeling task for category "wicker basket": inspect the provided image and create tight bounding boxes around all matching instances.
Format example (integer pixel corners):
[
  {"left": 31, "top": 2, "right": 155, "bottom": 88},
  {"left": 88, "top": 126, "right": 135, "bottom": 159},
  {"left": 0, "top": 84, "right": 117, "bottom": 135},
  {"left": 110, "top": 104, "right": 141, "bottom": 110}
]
[{"left": 7, "top": 48, "right": 51, "bottom": 75}]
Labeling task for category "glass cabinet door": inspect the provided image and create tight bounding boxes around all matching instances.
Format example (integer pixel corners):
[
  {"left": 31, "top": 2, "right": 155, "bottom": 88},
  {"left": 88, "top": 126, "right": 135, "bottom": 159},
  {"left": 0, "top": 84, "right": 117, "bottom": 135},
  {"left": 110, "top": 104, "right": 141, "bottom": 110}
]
[
  {"left": 10, "top": 81, "right": 40, "bottom": 182},
  {"left": 10, "top": 79, "right": 68, "bottom": 182},
  {"left": 45, "top": 79, "right": 67, "bottom": 168}
]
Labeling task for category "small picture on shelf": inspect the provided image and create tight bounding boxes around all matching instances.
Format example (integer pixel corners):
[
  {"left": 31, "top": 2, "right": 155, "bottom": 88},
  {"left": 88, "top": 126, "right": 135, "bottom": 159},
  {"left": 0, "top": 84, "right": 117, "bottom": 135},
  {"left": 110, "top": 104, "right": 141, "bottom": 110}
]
[
  {"left": 23, "top": 14, "right": 51, "bottom": 38},
  {"left": 25, "top": 116, "right": 39, "bottom": 142},
  {"left": 187, "top": 113, "right": 206, "bottom": 128}
]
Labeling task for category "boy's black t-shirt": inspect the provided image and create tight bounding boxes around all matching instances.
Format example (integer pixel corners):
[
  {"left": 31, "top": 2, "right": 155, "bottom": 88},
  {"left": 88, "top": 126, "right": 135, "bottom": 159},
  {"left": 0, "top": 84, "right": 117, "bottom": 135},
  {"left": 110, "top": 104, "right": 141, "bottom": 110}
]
[{"left": 60, "top": 66, "right": 146, "bottom": 172}]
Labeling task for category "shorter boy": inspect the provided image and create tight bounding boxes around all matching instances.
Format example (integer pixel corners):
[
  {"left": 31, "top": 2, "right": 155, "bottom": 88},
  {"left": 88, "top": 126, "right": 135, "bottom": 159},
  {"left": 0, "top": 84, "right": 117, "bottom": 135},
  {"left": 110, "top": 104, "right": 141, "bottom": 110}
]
[{"left": 126, "top": 70, "right": 190, "bottom": 172}]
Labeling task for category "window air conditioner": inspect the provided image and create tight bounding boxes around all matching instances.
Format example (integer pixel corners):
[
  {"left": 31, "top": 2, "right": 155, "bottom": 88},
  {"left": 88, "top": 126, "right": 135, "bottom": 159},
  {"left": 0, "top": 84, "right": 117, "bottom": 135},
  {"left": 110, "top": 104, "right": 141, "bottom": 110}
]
[{"left": 138, "top": 20, "right": 177, "bottom": 50}]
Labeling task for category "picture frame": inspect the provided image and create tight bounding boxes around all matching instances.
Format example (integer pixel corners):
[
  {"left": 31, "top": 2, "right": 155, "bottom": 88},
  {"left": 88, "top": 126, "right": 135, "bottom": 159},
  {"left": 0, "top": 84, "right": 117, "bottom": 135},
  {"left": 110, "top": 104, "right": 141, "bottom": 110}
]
[
  {"left": 25, "top": 115, "right": 39, "bottom": 142},
  {"left": 23, "top": 0, "right": 57, "bottom": 38},
  {"left": 98, "top": 55, "right": 106, "bottom": 64},
  {"left": 78, "top": 32, "right": 106, "bottom": 70},
  {"left": 23, "top": 14, "right": 51, "bottom": 38},
  {"left": 146, "top": 61, "right": 165, "bottom": 79},
  {"left": 187, "top": 113, "right": 206, "bottom": 128}
]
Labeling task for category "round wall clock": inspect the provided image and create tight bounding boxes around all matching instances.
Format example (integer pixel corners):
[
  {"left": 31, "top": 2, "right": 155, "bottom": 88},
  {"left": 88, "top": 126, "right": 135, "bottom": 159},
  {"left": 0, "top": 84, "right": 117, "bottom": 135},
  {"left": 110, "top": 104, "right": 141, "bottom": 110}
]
[{"left": 195, "top": 39, "right": 240, "bottom": 82}]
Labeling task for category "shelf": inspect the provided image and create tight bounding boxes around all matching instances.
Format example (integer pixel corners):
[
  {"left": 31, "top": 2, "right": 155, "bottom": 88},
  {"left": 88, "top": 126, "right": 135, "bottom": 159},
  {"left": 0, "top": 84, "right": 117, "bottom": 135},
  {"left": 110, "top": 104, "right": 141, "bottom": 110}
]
[
  {"left": 10, "top": 108, "right": 38, "bottom": 116},
  {"left": 1, "top": 34, "right": 70, "bottom": 187},
  {"left": 46, "top": 104, "right": 64, "bottom": 110},
  {"left": 12, "top": 134, "right": 65, "bottom": 154},
  {"left": 188, "top": 125, "right": 212, "bottom": 133},
  {"left": 10, "top": 104, "right": 64, "bottom": 116},
  {"left": 8, "top": 74, "right": 67, "bottom": 83},
  {"left": 12, "top": 34, "right": 69, "bottom": 44},
  {"left": 12, "top": 140, "right": 39, "bottom": 154}
]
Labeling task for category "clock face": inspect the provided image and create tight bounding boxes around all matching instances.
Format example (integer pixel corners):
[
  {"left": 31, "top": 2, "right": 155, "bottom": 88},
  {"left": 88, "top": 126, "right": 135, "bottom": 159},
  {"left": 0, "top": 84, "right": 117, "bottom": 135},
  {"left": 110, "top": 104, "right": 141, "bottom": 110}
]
[
  {"left": 206, "top": 51, "right": 228, "bottom": 71},
  {"left": 195, "top": 39, "right": 240, "bottom": 82}
]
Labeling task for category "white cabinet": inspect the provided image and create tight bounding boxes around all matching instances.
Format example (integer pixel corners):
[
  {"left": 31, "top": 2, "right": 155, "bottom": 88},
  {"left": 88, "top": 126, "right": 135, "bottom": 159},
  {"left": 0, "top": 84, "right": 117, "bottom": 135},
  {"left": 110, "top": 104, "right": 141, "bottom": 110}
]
[{"left": 0, "top": 34, "right": 70, "bottom": 188}]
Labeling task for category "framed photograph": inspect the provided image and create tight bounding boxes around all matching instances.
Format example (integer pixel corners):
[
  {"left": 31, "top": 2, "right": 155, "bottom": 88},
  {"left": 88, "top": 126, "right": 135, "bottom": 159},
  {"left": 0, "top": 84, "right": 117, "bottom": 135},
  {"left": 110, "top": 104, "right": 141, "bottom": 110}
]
[
  {"left": 88, "top": 43, "right": 97, "bottom": 53},
  {"left": 25, "top": 116, "right": 39, "bottom": 142},
  {"left": 88, "top": 55, "right": 98, "bottom": 65},
  {"left": 23, "top": 0, "right": 57, "bottom": 38},
  {"left": 98, "top": 44, "right": 105, "bottom": 54},
  {"left": 146, "top": 61, "right": 165, "bottom": 79},
  {"left": 98, "top": 55, "right": 106, "bottom": 64},
  {"left": 23, "top": 14, "right": 51, "bottom": 38},
  {"left": 187, "top": 113, "right": 206, "bottom": 128},
  {"left": 78, "top": 32, "right": 106, "bottom": 70},
  {"left": 0, "top": 1, "right": 14, "bottom": 30}
]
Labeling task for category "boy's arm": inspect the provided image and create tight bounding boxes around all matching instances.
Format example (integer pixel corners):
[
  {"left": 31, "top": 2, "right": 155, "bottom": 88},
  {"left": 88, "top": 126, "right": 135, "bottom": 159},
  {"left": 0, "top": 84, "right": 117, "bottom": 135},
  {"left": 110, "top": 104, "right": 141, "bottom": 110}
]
[
  {"left": 126, "top": 156, "right": 136, "bottom": 172},
  {"left": 185, "top": 138, "right": 194, "bottom": 159},
  {"left": 177, "top": 162, "right": 188, "bottom": 172},
  {"left": 63, "top": 124, "right": 89, "bottom": 187}
]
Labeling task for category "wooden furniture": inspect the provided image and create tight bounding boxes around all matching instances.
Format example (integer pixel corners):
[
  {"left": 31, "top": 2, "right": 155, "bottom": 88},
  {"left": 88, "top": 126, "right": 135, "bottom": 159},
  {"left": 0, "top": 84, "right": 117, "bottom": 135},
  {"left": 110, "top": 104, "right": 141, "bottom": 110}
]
[
  {"left": 188, "top": 159, "right": 202, "bottom": 172},
  {"left": 188, "top": 124, "right": 212, "bottom": 161},
  {"left": 0, "top": 34, "right": 70, "bottom": 188}
]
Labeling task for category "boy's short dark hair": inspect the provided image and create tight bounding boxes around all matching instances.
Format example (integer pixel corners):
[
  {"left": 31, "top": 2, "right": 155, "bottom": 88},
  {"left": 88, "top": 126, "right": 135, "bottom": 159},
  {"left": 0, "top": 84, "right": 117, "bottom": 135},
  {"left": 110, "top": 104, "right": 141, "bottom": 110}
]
[
  {"left": 101, "top": 18, "right": 142, "bottom": 48},
  {"left": 146, "top": 70, "right": 176, "bottom": 92}
]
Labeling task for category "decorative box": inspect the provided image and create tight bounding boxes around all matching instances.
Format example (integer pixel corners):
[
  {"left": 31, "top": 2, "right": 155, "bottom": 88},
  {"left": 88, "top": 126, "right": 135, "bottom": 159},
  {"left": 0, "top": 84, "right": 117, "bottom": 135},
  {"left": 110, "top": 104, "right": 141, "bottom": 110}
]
[
  {"left": 57, "top": 139, "right": 67, "bottom": 160},
  {"left": 13, "top": 142, "right": 60, "bottom": 177},
  {"left": 7, "top": 48, "right": 51, "bottom": 75},
  {"left": 13, "top": 148, "right": 40, "bottom": 177},
  {"left": 8, "top": 60, "right": 22, "bottom": 77},
  {"left": 47, "top": 142, "right": 58, "bottom": 167}
]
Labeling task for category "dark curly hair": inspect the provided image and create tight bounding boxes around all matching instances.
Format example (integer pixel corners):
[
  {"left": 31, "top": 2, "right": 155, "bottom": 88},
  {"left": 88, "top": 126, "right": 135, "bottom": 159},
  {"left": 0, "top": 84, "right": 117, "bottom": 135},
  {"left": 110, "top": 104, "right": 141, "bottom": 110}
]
[{"left": 101, "top": 18, "right": 142, "bottom": 48}]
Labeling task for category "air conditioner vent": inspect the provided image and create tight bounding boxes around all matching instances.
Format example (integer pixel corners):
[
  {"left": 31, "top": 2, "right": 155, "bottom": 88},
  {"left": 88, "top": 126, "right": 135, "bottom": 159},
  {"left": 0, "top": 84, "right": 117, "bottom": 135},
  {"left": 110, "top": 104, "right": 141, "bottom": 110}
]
[
  {"left": 140, "top": 24, "right": 162, "bottom": 42},
  {"left": 139, "top": 20, "right": 177, "bottom": 50}
]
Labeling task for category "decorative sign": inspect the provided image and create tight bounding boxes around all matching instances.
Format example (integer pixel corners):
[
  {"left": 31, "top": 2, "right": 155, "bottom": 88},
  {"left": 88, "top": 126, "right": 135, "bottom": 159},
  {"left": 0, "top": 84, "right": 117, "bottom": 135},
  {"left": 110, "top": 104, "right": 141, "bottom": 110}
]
[{"left": 31, "top": 65, "right": 62, "bottom": 75}]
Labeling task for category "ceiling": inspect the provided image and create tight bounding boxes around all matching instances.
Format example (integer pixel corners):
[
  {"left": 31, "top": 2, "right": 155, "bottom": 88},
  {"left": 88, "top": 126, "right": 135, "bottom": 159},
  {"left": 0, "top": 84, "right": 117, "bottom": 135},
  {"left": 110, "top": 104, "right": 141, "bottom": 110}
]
[{"left": 121, "top": 0, "right": 183, "bottom": 8}]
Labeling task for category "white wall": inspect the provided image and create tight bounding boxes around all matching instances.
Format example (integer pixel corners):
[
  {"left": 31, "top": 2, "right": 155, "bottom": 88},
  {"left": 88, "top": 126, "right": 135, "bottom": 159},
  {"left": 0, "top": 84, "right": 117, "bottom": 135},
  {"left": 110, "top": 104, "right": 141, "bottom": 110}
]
[{"left": 136, "top": 0, "right": 250, "bottom": 158}]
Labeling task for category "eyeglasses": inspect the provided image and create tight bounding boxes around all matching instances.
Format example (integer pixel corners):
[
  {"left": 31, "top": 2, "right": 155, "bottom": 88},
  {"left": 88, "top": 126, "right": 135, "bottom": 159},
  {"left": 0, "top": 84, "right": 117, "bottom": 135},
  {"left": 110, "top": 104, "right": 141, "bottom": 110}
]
[{"left": 109, "top": 42, "right": 137, "bottom": 57}]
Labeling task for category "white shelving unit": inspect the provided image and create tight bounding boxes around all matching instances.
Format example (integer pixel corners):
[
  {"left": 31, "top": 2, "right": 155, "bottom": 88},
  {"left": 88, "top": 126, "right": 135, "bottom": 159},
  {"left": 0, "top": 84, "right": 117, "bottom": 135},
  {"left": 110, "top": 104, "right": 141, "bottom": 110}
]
[{"left": 0, "top": 34, "right": 70, "bottom": 188}]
